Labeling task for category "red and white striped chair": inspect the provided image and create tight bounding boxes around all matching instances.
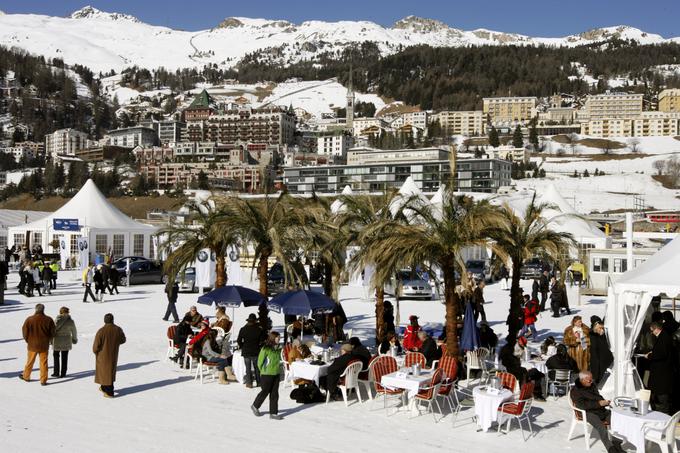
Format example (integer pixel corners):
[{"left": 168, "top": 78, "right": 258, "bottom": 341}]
[
  {"left": 413, "top": 368, "right": 444, "bottom": 421},
  {"left": 369, "top": 356, "right": 403, "bottom": 413},
  {"left": 496, "top": 371, "right": 518, "bottom": 393},
  {"left": 437, "top": 355, "right": 459, "bottom": 411},
  {"left": 497, "top": 382, "right": 535, "bottom": 440},
  {"left": 166, "top": 325, "right": 177, "bottom": 361},
  {"left": 404, "top": 351, "right": 426, "bottom": 368}
]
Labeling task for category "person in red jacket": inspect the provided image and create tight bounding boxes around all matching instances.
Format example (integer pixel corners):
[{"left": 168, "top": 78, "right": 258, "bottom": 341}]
[
  {"left": 520, "top": 295, "right": 539, "bottom": 339},
  {"left": 403, "top": 315, "right": 423, "bottom": 351}
]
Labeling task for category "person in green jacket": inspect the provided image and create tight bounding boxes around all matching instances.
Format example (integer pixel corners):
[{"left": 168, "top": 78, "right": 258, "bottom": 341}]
[{"left": 251, "top": 331, "right": 283, "bottom": 420}]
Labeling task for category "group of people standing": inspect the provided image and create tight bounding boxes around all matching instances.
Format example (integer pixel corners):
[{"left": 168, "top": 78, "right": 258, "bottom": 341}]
[
  {"left": 20, "top": 304, "right": 126, "bottom": 398},
  {"left": 82, "top": 262, "right": 121, "bottom": 303},
  {"left": 18, "top": 259, "right": 59, "bottom": 297}
]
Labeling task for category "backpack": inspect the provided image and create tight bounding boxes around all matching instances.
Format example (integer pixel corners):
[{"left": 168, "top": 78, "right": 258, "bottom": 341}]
[{"left": 289, "top": 383, "right": 325, "bottom": 404}]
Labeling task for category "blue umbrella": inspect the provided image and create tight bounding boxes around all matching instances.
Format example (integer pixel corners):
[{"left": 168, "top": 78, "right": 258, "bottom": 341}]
[
  {"left": 267, "top": 290, "right": 336, "bottom": 316},
  {"left": 460, "top": 302, "right": 481, "bottom": 352},
  {"left": 197, "top": 285, "right": 265, "bottom": 308}
]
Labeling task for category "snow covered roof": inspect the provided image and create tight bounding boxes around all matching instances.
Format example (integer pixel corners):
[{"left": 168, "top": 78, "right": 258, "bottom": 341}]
[
  {"left": 0, "top": 209, "right": 51, "bottom": 229},
  {"left": 614, "top": 237, "right": 680, "bottom": 296},
  {"left": 12, "top": 179, "right": 155, "bottom": 232}
]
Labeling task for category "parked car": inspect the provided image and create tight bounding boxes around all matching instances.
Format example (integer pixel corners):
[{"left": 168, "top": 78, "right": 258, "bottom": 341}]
[
  {"left": 112, "top": 258, "right": 166, "bottom": 285},
  {"left": 465, "top": 260, "right": 493, "bottom": 282},
  {"left": 520, "top": 258, "right": 550, "bottom": 279},
  {"left": 267, "top": 263, "right": 286, "bottom": 296},
  {"left": 176, "top": 267, "right": 198, "bottom": 293},
  {"left": 386, "top": 270, "right": 433, "bottom": 300}
]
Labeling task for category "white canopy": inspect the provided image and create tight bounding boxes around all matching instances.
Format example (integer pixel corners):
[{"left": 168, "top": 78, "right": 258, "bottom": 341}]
[
  {"left": 604, "top": 236, "right": 680, "bottom": 397},
  {"left": 8, "top": 179, "right": 156, "bottom": 260},
  {"left": 330, "top": 185, "right": 353, "bottom": 215}
]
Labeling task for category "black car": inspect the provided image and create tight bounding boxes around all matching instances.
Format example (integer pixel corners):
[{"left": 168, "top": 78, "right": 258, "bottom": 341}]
[
  {"left": 267, "top": 263, "right": 286, "bottom": 296},
  {"left": 520, "top": 258, "right": 550, "bottom": 280},
  {"left": 112, "top": 258, "right": 166, "bottom": 285}
]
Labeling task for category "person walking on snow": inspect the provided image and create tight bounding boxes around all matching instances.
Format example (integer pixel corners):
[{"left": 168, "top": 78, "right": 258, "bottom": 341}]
[
  {"left": 251, "top": 331, "right": 283, "bottom": 420},
  {"left": 82, "top": 263, "right": 96, "bottom": 303},
  {"left": 20, "top": 303, "right": 55, "bottom": 385},
  {"left": 52, "top": 306, "right": 77, "bottom": 378},
  {"left": 93, "top": 313, "right": 126, "bottom": 398},
  {"left": 162, "top": 280, "right": 179, "bottom": 322}
]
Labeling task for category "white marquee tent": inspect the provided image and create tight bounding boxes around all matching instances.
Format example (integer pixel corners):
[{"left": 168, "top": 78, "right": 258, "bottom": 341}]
[
  {"left": 8, "top": 179, "right": 157, "bottom": 265},
  {"left": 604, "top": 236, "right": 680, "bottom": 397}
]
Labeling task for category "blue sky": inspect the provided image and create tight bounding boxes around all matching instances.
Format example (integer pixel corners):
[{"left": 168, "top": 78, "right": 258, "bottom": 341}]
[{"left": 2, "top": 0, "right": 679, "bottom": 37}]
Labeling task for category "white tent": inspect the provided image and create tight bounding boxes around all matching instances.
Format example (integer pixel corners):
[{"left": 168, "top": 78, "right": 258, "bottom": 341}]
[
  {"left": 604, "top": 236, "right": 680, "bottom": 397},
  {"left": 330, "top": 185, "right": 353, "bottom": 215},
  {"left": 8, "top": 179, "right": 157, "bottom": 265}
]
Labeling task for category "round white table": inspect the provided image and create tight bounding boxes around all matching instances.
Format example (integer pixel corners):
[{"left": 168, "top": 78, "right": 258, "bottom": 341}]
[
  {"left": 472, "top": 386, "right": 514, "bottom": 432},
  {"left": 610, "top": 406, "right": 671, "bottom": 452},
  {"left": 289, "top": 360, "right": 329, "bottom": 386},
  {"left": 522, "top": 359, "right": 548, "bottom": 375}
]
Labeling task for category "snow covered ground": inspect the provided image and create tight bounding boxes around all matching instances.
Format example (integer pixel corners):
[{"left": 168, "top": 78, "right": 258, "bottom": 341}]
[{"left": 1, "top": 270, "right": 616, "bottom": 453}]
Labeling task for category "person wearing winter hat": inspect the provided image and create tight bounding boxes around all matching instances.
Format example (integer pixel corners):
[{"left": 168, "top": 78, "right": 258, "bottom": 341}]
[
  {"left": 238, "top": 313, "right": 266, "bottom": 388},
  {"left": 403, "top": 315, "right": 423, "bottom": 351},
  {"left": 184, "top": 306, "right": 204, "bottom": 327}
]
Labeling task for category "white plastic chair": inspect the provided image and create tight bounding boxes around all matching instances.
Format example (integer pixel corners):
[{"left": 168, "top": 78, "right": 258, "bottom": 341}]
[
  {"left": 194, "top": 357, "right": 218, "bottom": 384},
  {"left": 183, "top": 337, "right": 195, "bottom": 371},
  {"left": 567, "top": 397, "right": 592, "bottom": 450},
  {"left": 465, "top": 349, "right": 489, "bottom": 385},
  {"left": 281, "top": 348, "right": 294, "bottom": 388},
  {"left": 547, "top": 369, "right": 571, "bottom": 400},
  {"left": 327, "top": 361, "right": 363, "bottom": 407},
  {"left": 358, "top": 358, "right": 375, "bottom": 401},
  {"left": 642, "top": 410, "right": 680, "bottom": 453}
]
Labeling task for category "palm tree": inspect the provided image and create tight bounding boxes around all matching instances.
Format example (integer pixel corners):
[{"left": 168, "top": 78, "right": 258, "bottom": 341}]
[
  {"left": 351, "top": 192, "right": 499, "bottom": 357},
  {"left": 158, "top": 201, "right": 234, "bottom": 288},
  {"left": 488, "top": 194, "right": 574, "bottom": 342},
  {"left": 337, "top": 191, "right": 405, "bottom": 344}
]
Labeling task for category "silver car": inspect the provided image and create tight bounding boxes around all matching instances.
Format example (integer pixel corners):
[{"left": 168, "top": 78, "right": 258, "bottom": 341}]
[
  {"left": 386, "top": 271, "right": 433, "bottom": 300},
  {"left": 177, "top": 267, "right": 197, "bottom": 293}
]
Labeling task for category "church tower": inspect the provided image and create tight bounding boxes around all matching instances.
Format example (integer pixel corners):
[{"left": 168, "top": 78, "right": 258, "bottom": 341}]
[{"left": 346, "top": 64, "right": 355, "bottom": 131}]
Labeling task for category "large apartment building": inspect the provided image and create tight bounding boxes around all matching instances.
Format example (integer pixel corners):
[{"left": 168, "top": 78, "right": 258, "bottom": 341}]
[
  {"left": 584, "top": 93, "right": 643, "bottom": 120},
  {"left": 317, "top": 132, "right": 352, "bottom": 157},
  {"left": 185, "top": 107, "right": 295, "bottom": 145},
  {"left": 580, "top": 112, "right": 680, "bottom": 138},
  {"left": 659, "top": 89, "right": 680, "bottom": 113},
  {"left": 346, "top": 147, "right": 449, "bottom": 165},
  {"left": 140, "top": 162, "right": 271, "bottom": 192},
  {"left": 141, "top": 119, "right": 186, "bottom": 144},
  {"left": 482, "top": 97, "right": 537, "bottom": 125},
  {"left": 44, "top": 128, "right": 91, "bottom": 158},
  {"left": 432, "top": 110, "right": 485, "bottom": 136},
  {"left": 283, "top": 156, "right": 511, "bottom": 194},
  {"left": 107, "top": 126, "right": 159, "bottom": 148}
]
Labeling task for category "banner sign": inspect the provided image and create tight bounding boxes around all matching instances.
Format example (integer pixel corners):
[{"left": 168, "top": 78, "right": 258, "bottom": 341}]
[
  {"left": 59, "top": 238, "right": 69, "bottom": 269},
  {"left": 77, "top": 236, "right": 89, "bottom": 272},
  {"left": 195, "top": 248, "right": 215, "bottom": 289},
  {"left": 227, "top": 245, "right": 242, "bottom": 285},
  {"left": 53, "top": 219, "right": 80, "bottom": 231}
]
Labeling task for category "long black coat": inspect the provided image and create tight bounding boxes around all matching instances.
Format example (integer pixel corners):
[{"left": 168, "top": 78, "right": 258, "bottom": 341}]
[
  {"left": 648, "top": 330, "right": 677, "bottom": 395},
  {"left": 589, "top": 331, "right": 613, "bottom": 383},
  {"left": 237, "top": 322, "right": 265, "bottom": 357}
]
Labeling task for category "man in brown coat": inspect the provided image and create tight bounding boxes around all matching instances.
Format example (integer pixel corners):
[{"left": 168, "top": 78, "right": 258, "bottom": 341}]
[
  {"left": 93, "top": 313, "right": 126, "bottom": 398},
  {"left": 20, "top": 303, "right": 55, "bottom": 385}
]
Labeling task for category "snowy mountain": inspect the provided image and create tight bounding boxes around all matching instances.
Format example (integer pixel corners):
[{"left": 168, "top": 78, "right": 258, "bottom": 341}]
[{"left": 0, "top": 7, "right": 678, "bottom": 73}]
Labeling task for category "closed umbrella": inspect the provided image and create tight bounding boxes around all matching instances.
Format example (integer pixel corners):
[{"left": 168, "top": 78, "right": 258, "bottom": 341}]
[{"left": 460, "top": 302, "right": 481, "bottom": 352}]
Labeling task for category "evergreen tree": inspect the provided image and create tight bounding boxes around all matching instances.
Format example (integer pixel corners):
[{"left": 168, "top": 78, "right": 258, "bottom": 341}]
[
  {"left": 529, "top": 122, "right": 539, "bottom": 150},
  {"left": 538, "top": 168, "right": 546, "bottom": 178},
  {"left": 512, "top": 125, "right": 524, "bottom": 149},
  {"left": 488, "top": 126, "right": 500, "bottom": 148},
  {"left": 197, "top": 170, "right": 210, "bottom": 190},
  {"left": 583, "top": 169, "right": 590, "bottom": 177}
]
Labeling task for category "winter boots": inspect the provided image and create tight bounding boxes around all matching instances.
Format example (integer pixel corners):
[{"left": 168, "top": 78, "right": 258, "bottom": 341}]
[
  {"left": 225, "top": 366, "right": 237, "bottom": 382},
  {"left": 218, "top": 370, "right": 229, "bottom": 385}
]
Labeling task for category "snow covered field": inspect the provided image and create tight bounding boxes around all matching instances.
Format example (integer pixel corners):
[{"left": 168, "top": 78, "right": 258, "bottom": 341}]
[{"left": 1, "top": 271, "right": 615, "bottom": 453}]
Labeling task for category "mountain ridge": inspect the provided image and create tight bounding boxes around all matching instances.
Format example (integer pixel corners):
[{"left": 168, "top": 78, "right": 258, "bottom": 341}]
[{"left": 0, "top": 6, "right": 678, "bottom": 73}]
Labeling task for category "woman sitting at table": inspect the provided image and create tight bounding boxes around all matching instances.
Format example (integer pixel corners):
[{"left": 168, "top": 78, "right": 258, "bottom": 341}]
[
  {"left": 379, "top": 332, "right": 402, "bottom": 355},
  {"left": 198, "top": 329, "right": 231, "bottom": 385},
  {"left": 211, "top": 307, "right": 232, "bottom": 334},
  {"left": 287, "top": 340, "right": 313, "bottom": 385},
  {"left": 546, "top": 344, "right": 579, "bottom": 380}
]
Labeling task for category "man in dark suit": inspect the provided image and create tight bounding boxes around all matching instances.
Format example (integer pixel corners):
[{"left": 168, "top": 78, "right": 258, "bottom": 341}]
[
  {"left": 646, "top": 321, "right": 677, "bottom": 414},
  {"left": 321, "top": 343, "right": 356, "bottom": 400}
]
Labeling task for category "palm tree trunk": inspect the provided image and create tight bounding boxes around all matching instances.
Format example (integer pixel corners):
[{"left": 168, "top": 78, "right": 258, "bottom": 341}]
[
  {"left": 258, "top": 254, "right": 269, "bottom": 297},
  {"left": 322, "top": 259, "right": 332, "bottom": 296},
  {"left": 443, "top": 265, "right": 460, "bottom": 358},
  {"left": 375, "top": 287, "right": 385, "bottom": 345},
  {"left": 507, "top": 258, "right": 524, "bottom": 343},
  {"left": 257, "top": 253, "right": 270, "bottom": 331},
  {"left": 215, "top": 255, "right": 227, "bottom": 288}
]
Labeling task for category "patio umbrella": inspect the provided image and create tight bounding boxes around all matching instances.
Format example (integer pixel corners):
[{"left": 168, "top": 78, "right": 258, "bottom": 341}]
[
  {"left": 267, "top": 289, "right": 336, "bottom": 316},
  {"left": 197, "top": 285, "right": 265, "bottom": 308},
  {"left": 460, "top": 301, "right": 481, "bottom": 352}
]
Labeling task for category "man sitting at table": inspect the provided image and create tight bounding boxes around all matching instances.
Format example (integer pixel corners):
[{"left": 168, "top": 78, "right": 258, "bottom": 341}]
[
  {"left": 499, "top": 338, "right": 546, "bottom": 401},
  {"left": 570, "top": 371, "right": 624, "bottom": 453},
  {"left": 184, "top": 306, "right": 204, "bottom": 328},
  {"left": 349, "top": 337, "right": 371, "bottom": 370},
  {"left": 546, "top": 344, "right": 579, "bottom": 380},
  {"left": 418, "top": 331, "right": 441, "bottom": 368},
  {"left": 320, "top": 343, "right": 356, "bottom": 401}
]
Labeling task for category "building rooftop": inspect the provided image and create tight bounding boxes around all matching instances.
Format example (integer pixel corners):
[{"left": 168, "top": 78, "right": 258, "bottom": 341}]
[{"left": 188, "top": 89, "right": 213, "bottom": 109}]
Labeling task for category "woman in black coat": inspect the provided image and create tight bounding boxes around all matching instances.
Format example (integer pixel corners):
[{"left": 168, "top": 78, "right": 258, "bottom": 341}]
[{"left": 589, "top": 321, "right": 613, "bottom": 384}]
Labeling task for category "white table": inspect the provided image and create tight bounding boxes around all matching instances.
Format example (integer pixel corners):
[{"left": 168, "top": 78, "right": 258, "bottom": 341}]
[
  {"left": 231, "top": 350, "right": 247, "bottom": 384},
  {"left": 381, "top": 369, "right": 433, "bottom": 399},
  {"left": 289, "top": 360, "right": 329, "bottom": 386},
  {"left": 522, "top": 359, "right": 548, "bottom": 375},
  {"left": 611, "top": 406, "right": 670, "bottom": 452},
  {"left": 472, "top": 386, "right": 514, "bottom": 432}
]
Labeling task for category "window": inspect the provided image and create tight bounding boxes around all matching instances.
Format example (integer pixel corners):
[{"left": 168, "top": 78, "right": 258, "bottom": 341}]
[
  {"left": 133, "top": 234, "right": 144, "bottom": 256},
  {"left": 112, "top": 234, "right": 125, "bottom": 259},
  {"left": 32, "top": 232, "right": 42, "bottom": 248},
  {"left": 0, "top": 235, "right": 6, "bottom": 249},
  {"left": 613, "top": 259, "right": 628, "bottom": 273},
  {"left": 593, "top": 258, "right": 609, "bottom": 272},
  {"left": 95, "top": 234, "right": 108, "bottom": 254},
  {"left": 149, "top": 236, "right": 155, "bottom": 260},
  {"left": 51, "top": 234, "right": 63, "bottom": 252},
  {"left": 70, "top": 235, "right": 81, "bottom": 255},
  {"left": 13, "top": 233, "right": 24, "bottom": 248}
]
